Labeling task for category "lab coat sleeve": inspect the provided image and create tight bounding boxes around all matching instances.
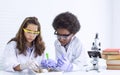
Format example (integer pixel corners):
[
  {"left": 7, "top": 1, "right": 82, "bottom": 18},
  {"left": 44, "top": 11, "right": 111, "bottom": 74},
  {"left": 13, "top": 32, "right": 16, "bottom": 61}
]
[
  {"left": 2, "top": 41, "right": 20, "bottom": 72},
  {"left": 39, "top": 53, "right": 46, "bottom": 67},
  {"left": 71, "top": 39, "right": 88, "bottom": 71}
]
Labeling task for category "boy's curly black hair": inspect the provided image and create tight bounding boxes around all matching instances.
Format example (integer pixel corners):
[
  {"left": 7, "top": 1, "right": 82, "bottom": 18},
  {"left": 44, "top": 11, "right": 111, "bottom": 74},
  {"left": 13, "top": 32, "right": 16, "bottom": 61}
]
[{"left": 52, "top": 12, "right": 81, "bottom": 34}]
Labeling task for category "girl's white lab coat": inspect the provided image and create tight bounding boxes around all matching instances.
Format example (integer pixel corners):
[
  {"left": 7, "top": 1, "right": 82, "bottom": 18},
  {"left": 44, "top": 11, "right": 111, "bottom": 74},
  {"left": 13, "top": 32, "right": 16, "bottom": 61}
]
[
  {"left": 2, "top": 41, "right": 44, "bottom": 72},
  {"left": 54, "top": 36, "right": 88, "bottom": 71}
]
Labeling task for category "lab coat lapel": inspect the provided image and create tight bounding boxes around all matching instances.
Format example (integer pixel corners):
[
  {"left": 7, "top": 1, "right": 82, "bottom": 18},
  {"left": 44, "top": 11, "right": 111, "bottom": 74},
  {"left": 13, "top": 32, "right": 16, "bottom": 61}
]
[
  {"left": 61, "top": 46, "right": 67, "bottom": 55},
  {"left": 29, "top": 48, "right": 35, "bottom": 60},
  {"left": 65, "top": 36, "right": 75, "bottom": 60},
  {"left": 56, "top": 40, "right": 67, "bottom": 55}
]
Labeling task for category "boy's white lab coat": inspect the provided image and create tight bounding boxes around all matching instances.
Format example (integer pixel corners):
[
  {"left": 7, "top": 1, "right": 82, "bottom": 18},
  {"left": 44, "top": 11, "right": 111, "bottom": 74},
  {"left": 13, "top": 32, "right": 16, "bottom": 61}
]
[
  {"left": 2, "top": 41, "right": 44, "bottom": 72},
  {"left": 55, "top": 36, "right": 88, "bottom": 71}
]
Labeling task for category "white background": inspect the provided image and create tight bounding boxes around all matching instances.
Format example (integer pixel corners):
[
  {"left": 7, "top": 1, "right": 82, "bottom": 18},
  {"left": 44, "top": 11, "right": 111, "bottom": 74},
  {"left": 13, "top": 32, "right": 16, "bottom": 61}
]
[{"left": 0, "top": 0, "right": 120, "bottom": 59}]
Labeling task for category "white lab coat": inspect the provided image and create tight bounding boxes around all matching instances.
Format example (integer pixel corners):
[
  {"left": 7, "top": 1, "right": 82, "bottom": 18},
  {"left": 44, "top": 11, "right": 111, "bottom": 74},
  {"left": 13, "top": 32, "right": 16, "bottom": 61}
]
[
  {"left": 2, "top": 41, "right": 44, "bottom": 72},
  {"left": 54, "top": 36, "right": 88, "bottom": 71}
]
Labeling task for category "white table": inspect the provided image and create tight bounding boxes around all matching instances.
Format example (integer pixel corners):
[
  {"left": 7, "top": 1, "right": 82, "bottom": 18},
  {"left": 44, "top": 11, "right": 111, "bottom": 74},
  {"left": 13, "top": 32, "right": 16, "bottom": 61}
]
[
  {"left": 1, "top": 69, "right": 120, "bottom": 75},
  {"left": 0, "top": 59, "right": 119, "bottom": 75},
  {"left": 63, "top": 70, "right": 120, "bottom": 75}
]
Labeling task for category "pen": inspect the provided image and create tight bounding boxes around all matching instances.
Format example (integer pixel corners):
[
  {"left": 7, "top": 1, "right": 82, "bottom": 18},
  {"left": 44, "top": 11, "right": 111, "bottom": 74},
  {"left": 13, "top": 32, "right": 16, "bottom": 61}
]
[
  {"left": 46, "top": 53, "right": 54, "bottom": 71},
  {"left": 46, "top": 53, "right": 49, "bottom": 59}
]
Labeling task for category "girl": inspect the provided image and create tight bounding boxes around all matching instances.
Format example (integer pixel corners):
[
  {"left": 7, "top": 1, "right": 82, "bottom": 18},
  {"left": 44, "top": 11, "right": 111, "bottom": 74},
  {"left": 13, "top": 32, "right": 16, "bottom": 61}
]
[{"left": 2, "top": 17, "right": 45, "bottom": 72}]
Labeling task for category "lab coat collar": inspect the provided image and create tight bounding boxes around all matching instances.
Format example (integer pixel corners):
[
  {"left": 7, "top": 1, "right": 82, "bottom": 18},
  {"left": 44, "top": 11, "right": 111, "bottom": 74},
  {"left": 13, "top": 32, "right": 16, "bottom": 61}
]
[{"left": 26, "top": 45, "right": 35, "bottom": 52}]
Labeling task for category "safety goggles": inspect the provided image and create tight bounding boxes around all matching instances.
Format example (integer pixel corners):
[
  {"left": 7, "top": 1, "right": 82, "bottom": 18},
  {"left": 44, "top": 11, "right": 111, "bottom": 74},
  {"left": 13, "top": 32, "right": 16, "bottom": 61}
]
[
  {"left": 54, "top": 31, "right": 71, "bottom": 39},
  {"left": 23, "top": 28, "right": 40, "bottom": 35}
]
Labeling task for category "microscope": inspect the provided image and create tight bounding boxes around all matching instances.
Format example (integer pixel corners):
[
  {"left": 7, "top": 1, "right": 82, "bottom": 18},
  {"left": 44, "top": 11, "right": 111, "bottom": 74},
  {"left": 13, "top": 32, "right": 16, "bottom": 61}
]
[{"left": 86, "top": 33, "right": 101, "bottom": 72}]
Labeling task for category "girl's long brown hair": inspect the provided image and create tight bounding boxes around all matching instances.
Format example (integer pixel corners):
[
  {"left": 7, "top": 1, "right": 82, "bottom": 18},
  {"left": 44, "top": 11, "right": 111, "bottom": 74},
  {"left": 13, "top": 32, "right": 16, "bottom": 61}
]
[{"left": 8, "top": 17, "right": 45, "bottom": 57}]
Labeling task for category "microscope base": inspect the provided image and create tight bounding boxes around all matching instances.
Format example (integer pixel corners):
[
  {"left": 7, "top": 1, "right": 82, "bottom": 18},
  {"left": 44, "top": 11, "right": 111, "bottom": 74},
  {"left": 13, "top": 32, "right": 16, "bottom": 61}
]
[{"left": 86, "top": 66, "right": 100, "bottom": 72}]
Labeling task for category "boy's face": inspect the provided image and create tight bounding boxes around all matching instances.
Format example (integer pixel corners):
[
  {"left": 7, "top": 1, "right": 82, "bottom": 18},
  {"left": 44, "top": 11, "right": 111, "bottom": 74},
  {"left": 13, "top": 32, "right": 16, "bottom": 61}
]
[{"left": 55, "top": 28, "right": 73, "bottom": 46}]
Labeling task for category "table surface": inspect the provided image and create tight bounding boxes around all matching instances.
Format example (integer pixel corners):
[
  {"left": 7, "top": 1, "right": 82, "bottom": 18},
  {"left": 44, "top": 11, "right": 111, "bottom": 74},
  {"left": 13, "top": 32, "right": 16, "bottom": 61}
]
[
  {"left": 1, "top": 69, "right": 120, "bottom": 75},
  {"left": 0, "top": 59, "right": 119, "bottom": 75}
]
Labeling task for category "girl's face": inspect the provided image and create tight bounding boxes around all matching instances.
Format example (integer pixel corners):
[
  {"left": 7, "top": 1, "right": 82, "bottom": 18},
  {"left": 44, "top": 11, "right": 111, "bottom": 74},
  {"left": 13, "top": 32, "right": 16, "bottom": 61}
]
[
  {"left": 23, "top": 24, "right": 39, "bottom": 45},
  {"left": 55, "top": 28, "right": 73, "bottom": 46}
]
